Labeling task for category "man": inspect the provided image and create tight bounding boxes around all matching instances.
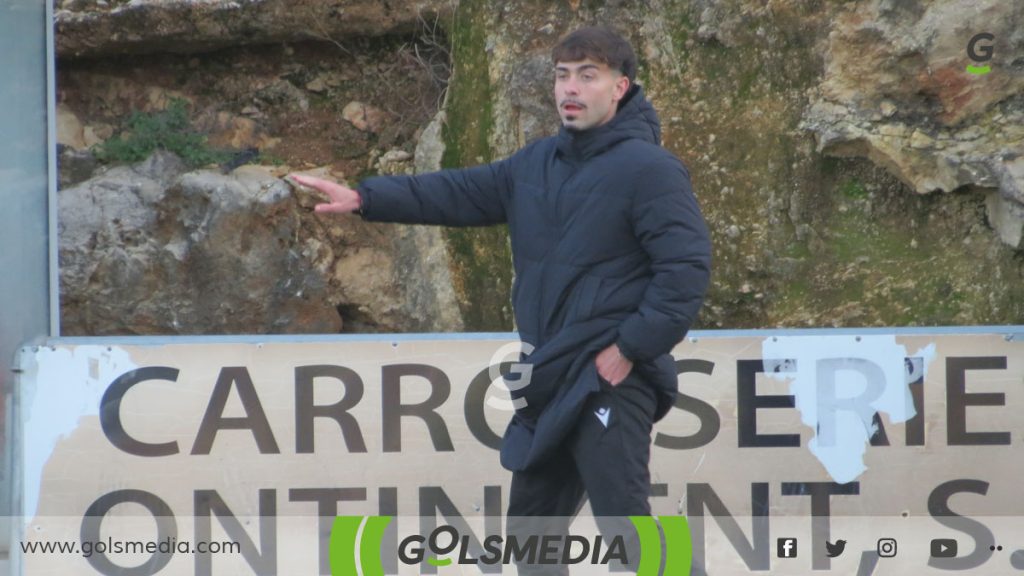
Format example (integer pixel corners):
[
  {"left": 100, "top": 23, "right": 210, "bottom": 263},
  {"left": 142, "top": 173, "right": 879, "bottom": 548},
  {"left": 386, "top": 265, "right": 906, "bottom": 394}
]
[{"left": 292, "top": 25, "right": 710, "bottom": 569}]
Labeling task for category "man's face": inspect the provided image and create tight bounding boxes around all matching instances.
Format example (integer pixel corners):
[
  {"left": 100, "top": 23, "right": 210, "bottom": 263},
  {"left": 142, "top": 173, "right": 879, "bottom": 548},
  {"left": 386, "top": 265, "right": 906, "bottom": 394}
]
[{"left": 554, "top": 59, "right": 630, "bottom": 131}]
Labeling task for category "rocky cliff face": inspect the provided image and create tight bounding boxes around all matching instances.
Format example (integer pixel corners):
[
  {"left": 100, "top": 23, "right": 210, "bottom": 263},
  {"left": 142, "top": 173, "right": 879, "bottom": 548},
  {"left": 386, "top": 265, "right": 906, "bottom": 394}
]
[
  {"left": 59, "top": 147, "right": 464, "bottom": 335},
  {"left": 56, "top": 0, "right": 1024, "bottom": 335},
  {"left": 60, "top": 151, "right": 341, "bottom": 334},
  {"left": 803, "top": 0, "right": 1024, "bottom": 247},
  {"left": 56, "top": 0, "right": 455, "bottom": 58},
  {"left": 57, "top": 5, "right": 462, "bottom": 335}
]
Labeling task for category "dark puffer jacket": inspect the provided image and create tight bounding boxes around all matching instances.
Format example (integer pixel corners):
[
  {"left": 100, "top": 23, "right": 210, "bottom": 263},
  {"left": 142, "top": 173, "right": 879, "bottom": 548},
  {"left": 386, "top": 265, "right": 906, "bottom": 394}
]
[{"left": 356, "top": 84, "right": 711, "bottom": 471}]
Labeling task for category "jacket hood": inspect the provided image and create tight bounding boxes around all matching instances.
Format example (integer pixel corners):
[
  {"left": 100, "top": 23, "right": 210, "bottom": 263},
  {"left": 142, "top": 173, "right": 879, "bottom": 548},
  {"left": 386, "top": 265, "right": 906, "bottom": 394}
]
[{"left": 555, "top": 83, "right": 662, "bottom": 161}]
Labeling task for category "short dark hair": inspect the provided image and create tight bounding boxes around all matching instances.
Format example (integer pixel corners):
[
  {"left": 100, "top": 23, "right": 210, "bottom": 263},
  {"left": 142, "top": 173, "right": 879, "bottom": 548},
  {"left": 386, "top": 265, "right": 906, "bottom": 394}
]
[{"left": 551, "top": 26, "right": 637, "bottom": 83}]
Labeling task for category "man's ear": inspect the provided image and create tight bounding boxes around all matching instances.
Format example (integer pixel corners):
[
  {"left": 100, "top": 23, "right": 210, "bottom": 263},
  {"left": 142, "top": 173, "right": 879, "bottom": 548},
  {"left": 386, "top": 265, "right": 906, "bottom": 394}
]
[{"left": 613, "top": 74, "right": 630, "bottom": 102}]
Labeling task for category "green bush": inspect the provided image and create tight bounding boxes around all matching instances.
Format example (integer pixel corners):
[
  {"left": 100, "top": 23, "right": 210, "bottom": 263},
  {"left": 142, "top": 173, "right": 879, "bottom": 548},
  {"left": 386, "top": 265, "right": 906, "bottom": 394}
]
[{"left": 93, "top": 98, "right": 230, "bottom": 168}]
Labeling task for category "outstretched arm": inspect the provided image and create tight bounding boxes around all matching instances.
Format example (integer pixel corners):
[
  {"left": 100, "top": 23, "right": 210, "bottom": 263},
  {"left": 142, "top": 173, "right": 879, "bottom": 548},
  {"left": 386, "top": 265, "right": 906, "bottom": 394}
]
[{"left": 290, "top": 158, "right": 512, "bottom": 227}]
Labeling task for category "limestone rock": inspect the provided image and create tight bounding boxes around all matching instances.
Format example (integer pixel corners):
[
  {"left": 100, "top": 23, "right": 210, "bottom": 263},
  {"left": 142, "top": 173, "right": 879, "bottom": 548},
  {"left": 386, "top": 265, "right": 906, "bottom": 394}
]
[
  {"left": 56, "top": 104, "right": 87, "bottom": 150},
  {"left": 197, "top": 111, "right": 281, "bottom": 151},
  {"left": 342, "top": 101, "right": 387, "bottom": 133},
  {"left": 801, "top": 0, "right": 1024, "bottom": 247},
  {"left": 60, "top": 151, "right": 341, "bottom": 335},
  {"left": 57, "top": 145, "right": 99, "bottom": 189},
  {"left": 376, "top": 149, "right": 412, "bottom": 175},
  {"left": 987, "top": 191, "right": 1024, "bottom": 249},
  {"left": 61, "top": 150, "right": 464, "bottom": 335},
  {"left": 83, "top": 123, "right": 115, "bottom": 148},
  {"left": 413, "top": 110, "right": 447, "bottom": 175},
  {"left": 56, "top": 0, "right": 456, "bottom": 58}
]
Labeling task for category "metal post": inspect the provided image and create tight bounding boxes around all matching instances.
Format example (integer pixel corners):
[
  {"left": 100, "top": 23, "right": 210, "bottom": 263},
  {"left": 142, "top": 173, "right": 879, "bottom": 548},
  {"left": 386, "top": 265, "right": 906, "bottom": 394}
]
[{"left": 0, "top": 0, "right": 57, "bottom": 573}]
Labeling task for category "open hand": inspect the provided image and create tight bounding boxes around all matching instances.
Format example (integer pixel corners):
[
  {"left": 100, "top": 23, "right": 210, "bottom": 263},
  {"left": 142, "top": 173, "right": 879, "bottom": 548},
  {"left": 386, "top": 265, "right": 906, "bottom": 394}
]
[{"left": 288, "top": 173, "right": 363, "bottom": 214}]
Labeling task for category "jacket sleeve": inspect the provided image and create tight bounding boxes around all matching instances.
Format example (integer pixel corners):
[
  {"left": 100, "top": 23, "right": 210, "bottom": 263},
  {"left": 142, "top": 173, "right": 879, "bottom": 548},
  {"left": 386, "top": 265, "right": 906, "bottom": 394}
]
[
  {"left": 615, "top": 158, "right": 712, "bottom": 362},
  {"left": 356, "top": 158, "right": 511, "bottom": 226}
]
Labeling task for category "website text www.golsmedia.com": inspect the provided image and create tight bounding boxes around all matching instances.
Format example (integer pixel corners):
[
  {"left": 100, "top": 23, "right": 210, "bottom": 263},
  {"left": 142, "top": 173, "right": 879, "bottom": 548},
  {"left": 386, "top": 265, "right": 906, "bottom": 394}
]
[{"left": 20, "top": 536, "right": 241, "bottom": 558}]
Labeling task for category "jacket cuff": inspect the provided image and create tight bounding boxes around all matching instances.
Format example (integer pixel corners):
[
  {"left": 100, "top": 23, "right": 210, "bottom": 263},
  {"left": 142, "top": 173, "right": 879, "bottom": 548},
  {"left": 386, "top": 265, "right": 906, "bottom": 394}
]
[
  {"left": 354, "top": 184, "right": 371, "bottom": 219},
  {"left": 615, "top": 337, "right": 641, "bottom": 362}
]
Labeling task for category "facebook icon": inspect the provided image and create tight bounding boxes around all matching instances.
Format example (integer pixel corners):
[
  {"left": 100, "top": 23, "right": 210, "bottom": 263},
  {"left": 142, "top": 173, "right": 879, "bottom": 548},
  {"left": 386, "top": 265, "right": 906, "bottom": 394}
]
[{"left": 777, "top": 537, "right": 798, "bottom": 558}]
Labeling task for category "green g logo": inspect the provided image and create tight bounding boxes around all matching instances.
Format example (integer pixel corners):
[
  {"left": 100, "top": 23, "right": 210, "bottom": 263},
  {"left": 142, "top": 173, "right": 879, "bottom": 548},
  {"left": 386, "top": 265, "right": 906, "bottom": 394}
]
[{"left": 966, "top": 32, "right": 994, "bottom": 75}]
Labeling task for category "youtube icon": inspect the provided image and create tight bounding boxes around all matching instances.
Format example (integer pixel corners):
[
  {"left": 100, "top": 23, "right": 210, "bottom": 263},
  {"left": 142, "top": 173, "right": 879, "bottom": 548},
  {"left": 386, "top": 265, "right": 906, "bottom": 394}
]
[{"left": 931, "top": 539, "right": 958, "bottom": 558}]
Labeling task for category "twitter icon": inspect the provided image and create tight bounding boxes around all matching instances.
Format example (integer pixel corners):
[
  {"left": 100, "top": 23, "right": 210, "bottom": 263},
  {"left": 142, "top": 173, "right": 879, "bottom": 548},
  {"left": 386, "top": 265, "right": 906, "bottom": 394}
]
[{"left": 826, "top": 540, "right": 847, "bottom": 558}]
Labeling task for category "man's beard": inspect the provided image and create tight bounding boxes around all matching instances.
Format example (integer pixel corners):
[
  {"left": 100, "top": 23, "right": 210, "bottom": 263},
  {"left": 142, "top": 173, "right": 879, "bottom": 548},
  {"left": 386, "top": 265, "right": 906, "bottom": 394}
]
[{"left": 562, "top": 114, "right": 585, "bottom": 132}]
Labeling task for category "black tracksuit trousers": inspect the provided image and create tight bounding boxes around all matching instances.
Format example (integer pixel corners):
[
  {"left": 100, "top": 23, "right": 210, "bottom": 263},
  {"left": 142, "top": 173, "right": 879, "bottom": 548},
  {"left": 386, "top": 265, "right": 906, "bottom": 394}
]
[{"left": 506, "top": 372, "right": 659, "bottom": 574}]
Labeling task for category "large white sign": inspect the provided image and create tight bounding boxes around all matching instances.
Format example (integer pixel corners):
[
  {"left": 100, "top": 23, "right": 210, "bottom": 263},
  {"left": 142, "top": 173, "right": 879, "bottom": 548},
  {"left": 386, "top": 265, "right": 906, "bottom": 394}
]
[{"left": 14, "top": 331, "right": 1024, "bottom": 574}]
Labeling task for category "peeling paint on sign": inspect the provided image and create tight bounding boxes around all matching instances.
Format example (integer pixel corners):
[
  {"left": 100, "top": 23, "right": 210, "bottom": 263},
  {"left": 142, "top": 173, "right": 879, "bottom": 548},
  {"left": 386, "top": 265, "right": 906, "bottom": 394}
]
[
  {"left": 762, "top": 336, "right": 936, "bottom": 484},
  {"left": 21, "top": 346, "right": 137, "bottom": 520}
]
